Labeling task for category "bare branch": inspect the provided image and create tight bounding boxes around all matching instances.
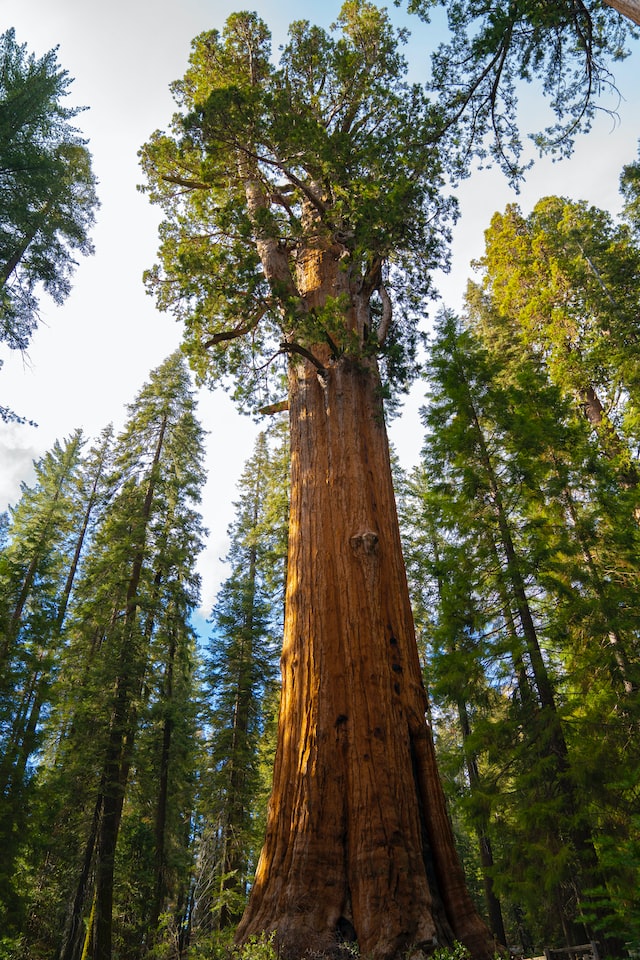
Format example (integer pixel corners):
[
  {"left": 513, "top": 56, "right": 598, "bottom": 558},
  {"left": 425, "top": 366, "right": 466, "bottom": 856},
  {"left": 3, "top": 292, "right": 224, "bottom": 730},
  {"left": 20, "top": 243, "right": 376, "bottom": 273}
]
[
  {"left": 279, "top": 340, "right": 327, "bottom": 374},
  {"left": 377, "top": 281, "right": 392, "bottom": 345},
  {"left": 161, "top": 174, "right": 212, "bottom": 190},
  {"left": 257, "top": 399, "right": 289, "bottom": 415}
]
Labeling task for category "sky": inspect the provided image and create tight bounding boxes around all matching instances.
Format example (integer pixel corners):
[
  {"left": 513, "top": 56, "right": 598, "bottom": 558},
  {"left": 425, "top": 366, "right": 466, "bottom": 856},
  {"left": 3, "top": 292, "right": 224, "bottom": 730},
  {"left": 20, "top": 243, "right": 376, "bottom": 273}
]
[{"left": 1, "top": 0, "right": 640, "bottom": 619}]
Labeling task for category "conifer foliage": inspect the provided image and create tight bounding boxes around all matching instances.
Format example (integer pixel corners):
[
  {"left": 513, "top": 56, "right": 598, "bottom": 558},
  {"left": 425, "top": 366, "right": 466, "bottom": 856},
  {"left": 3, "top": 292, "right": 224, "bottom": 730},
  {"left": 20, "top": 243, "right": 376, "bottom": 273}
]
[
  {"left": 0, "top": 353, "right": 208, "bottom": 959},
  {"left": 402, "top": 216, "right": 640, "bottom": 945},
  {"left": 0, "top": 29, "right": 98, "bottom": 378},
  {"left": 194, "top": 424, "right": 288, "bottom": 940}
]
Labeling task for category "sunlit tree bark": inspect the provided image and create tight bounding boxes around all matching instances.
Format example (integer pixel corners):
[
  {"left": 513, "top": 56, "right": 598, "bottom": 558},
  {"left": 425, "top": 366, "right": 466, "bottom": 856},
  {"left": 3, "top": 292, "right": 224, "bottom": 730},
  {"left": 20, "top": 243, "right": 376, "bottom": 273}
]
[{"left": 141, "top": 6, "right": 495, "bottom": 957}]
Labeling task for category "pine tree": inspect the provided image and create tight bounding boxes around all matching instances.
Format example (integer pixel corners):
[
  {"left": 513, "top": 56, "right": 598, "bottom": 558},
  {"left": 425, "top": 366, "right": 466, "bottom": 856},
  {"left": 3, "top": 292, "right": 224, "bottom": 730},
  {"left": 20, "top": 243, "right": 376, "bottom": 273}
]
[
  {"left": 472, "top": 195, "right": 640, "bottom": 491},
  {"left": 407, "top": 309, "right": 640, "bottom": 945},
  {"left": 397, "top": 463, "right": 507, "bottom": 947},
  {"left": 465, "top": 264, "right": 640, "bottom": 942},
  {"left": 20, "top": 352, "right": 206, "bottom": 960},
  {"left": 0, "top": 28, "right": 98, "bottom": 383},
  {"left": 621, "top": 143, "right": 640, "bottom": 239},
  {"left": 198, "top": 426, "right": 288, "bottom": 935},
  {"left": 0, "top": 430, "right": 90, "bottom": 930}
]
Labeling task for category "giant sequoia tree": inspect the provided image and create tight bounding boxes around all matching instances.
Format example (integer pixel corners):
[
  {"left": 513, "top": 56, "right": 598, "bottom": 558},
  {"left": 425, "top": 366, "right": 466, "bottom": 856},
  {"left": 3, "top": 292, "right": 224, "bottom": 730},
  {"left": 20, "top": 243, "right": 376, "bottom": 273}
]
[{"left": 140, "top": 4, "right": 494, "bottom": 958}]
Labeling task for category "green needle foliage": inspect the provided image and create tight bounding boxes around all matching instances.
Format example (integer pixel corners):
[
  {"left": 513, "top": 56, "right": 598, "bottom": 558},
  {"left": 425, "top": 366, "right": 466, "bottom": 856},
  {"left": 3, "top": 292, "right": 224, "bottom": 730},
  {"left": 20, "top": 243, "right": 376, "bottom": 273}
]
[
  {"left": 470, "top": 193, "right": 640, "bottom": 481},
  {"left": 620, "top": 140, "right": 640, "bottom": 238},
  {"left": 196, "top": 425, "right": 288, "bottom": 939},
  {"left": 138, "top": 1, "right": 456, "bottom": 413},
  {"left": 0, "top": 430, "right": 87, "bottom": 931},
  {"left": 0, "top": 353, "right": 207, "bottom": 960},
  {"left": 0, "top": 29, "right": 98, "bottom": 368},
  {"left": 407, "top": 0, "right": 638, "bottom": 181},
  {"left": 402, "top": 299, "right": 640, "bottom": 945}
]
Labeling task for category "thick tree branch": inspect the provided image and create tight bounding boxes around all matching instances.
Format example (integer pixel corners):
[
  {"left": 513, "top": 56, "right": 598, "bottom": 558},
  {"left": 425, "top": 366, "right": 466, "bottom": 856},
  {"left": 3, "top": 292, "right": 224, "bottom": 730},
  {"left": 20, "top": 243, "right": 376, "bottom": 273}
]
[
  {"left": 202, "top": 311, "right": 262, "bottom": 349},
  {"left": 257, "top": 399, "right": 289, "bottom": 415},
  {"left": 238, "top": 151, "right": 300, "bottom": 301},
  {"left": 279, "top": 340, "right": 327, "bottom": 375},
  {"left": 604, "top": 0, "right": 640, "bottom": 26},
  {"left": 161, "top": 174, "right": 212, "bottom": 190}
]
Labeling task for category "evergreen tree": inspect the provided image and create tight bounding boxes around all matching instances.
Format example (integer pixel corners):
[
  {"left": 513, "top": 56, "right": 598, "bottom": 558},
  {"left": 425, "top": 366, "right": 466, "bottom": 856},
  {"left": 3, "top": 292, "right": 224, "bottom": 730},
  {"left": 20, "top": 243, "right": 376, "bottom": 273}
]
[
  {"left": 405, "top": 309, "right": 640, "bottom": 945},
  {"left": 140, "top": 7, "right": 494, "bottom": 955},
  {"left": 621, "top": 141, "right": 640, "bottom": 238},
  {"left": 20, "top": 352, "right": 206, "bottom": 960},
  {"left": 0, "top": 430, "right": 86, "bottom": 931},
  {"left": 197, "top": 425, "right": 288, "bottom": 935},
  {"left": 471, "top": 195, "right": 640, "bottom": 487},
  {"left": 465, "top": 262, "right": 640, "bottom": 941},
  {"left": 0, "top": 29, "right": 98, "bottom": 367}
]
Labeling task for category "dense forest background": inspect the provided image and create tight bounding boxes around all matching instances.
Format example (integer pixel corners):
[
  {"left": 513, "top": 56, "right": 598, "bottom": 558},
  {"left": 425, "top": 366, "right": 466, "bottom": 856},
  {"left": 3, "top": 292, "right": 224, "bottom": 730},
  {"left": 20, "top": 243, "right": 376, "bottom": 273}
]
[
  {"left": 2, "top": 2, "right": 640, "bottom": 959},
  {"left": 3, "top": 171, "right": 640, "bottom": 957}
]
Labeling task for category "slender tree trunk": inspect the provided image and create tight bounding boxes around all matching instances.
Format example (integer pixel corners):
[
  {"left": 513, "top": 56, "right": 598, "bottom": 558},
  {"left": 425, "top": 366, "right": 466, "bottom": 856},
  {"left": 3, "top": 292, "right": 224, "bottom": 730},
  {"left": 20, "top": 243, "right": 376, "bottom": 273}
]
[
  {"left": 59, "top": 793, "right": 103, "bottom": 960},
  {"left": 93, "top": 679, "right": 137, "bottom": 960},
  {"left": 555, "top": 462, "right": 637, "bottom": 695},
  {"left": 426, "top": 524, "right": 508, "bottom": 945},
  {"left": 220, "top": 524, "right": 259, "bottom": 927},
  {"left": 55, "top": 441, "right": 108, "bottom": 634},
  {"left": 236, "top": 347, "right": 494, "bottom": 959},
  {"left": 93, "top": 417, "right": 167, "bottom": 960},
  {"left": 150, "top": 629, "right": 176, "bottom": 934},
  {"left": 5, "top": 550, "right": 40, "bottom": 647},
  {"left": 2, "top": 447, "right": 107, "bottom": 809},
  {"left": 0, "top": 219, "right": 43, "bottom": 287},
  {"left": 457, "top": 700, "right": 507, "bottom": 947},
  {"left": 464, "top": 398, "right": 605, "bottom": 943}
]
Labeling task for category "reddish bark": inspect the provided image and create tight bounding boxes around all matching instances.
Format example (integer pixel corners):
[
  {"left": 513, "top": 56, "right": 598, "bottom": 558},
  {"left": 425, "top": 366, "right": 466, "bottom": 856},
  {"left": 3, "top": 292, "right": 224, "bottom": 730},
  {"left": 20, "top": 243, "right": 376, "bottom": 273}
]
[
  {"left": 236, "top": 235, "right": 495, "bottom": 959},
  {"left": 604, "top": 0, "right": 640, "bottom": 25},
  {"left": 237, "top": 350, "right": 494, "bottom": 959}
]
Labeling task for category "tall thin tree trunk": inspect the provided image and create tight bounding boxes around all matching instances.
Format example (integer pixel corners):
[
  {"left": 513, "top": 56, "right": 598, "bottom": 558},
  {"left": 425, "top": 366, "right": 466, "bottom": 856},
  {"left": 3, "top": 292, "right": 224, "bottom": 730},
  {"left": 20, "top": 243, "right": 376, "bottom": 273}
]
[
  {"left": 463, "top": 390, "right": 603, "bottom": 943},
  {"left": 59, "top": 792, "right": 103, "bottom": 960},
  {"left": 150, "top": 629, "right": 176, "bottom": 934},
  {"left": 220, "top": 529, "right": 259, "bottom": 927},
  {"left": 0, "top": 217, "right": 45, "bottom": 287},
  {"left": 426, "top": 523, "right": 507, "bottom": 945},
  {"left": 2, "top": 443, "right": 108, "bottom": 808},
  {"left": 457, "top": 699, "right": 507, "bottom": 947},
  {"left": 93, "top": 417, "right": 167, "bottom": 960},
  {"left": 554, "top": 460, "right": 637, "bottom": 695},
  {"left": 55, "top": 438, "right": 109, "bottom": 635}
]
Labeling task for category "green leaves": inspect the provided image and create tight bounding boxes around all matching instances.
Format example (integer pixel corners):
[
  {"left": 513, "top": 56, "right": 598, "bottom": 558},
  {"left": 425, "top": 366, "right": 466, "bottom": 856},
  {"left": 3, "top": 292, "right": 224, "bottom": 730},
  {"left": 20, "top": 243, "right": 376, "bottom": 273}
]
[
  {"left": 474, "top": 193, "right": 640, "bottom": 467},
  {"left": 621, "top": 141, "right": 640, "bottom": 239},
  {"left": 402, "top": 281, "right": 640, "bottom": 940}
]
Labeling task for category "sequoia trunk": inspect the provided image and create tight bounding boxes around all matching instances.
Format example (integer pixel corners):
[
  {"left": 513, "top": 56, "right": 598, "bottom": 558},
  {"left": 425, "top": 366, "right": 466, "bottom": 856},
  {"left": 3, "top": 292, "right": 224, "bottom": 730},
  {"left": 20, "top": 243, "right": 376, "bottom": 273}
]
[{"left": 236, "top": 349, "right": 494, "bottom": 959}]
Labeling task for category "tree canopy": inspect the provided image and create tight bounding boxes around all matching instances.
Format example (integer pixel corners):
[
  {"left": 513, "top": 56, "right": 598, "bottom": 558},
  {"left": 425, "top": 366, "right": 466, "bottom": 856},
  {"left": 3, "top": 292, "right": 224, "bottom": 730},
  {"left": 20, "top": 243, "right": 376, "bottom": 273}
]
[
  {"left": 405, "top": 0, "right": 638, "bottom": 180},
  {"left": 139, "top": 2, "right": 456, "bottom": 413},
  {"left": 0, "top": 28, "right": 98, "bottom": 364}
]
